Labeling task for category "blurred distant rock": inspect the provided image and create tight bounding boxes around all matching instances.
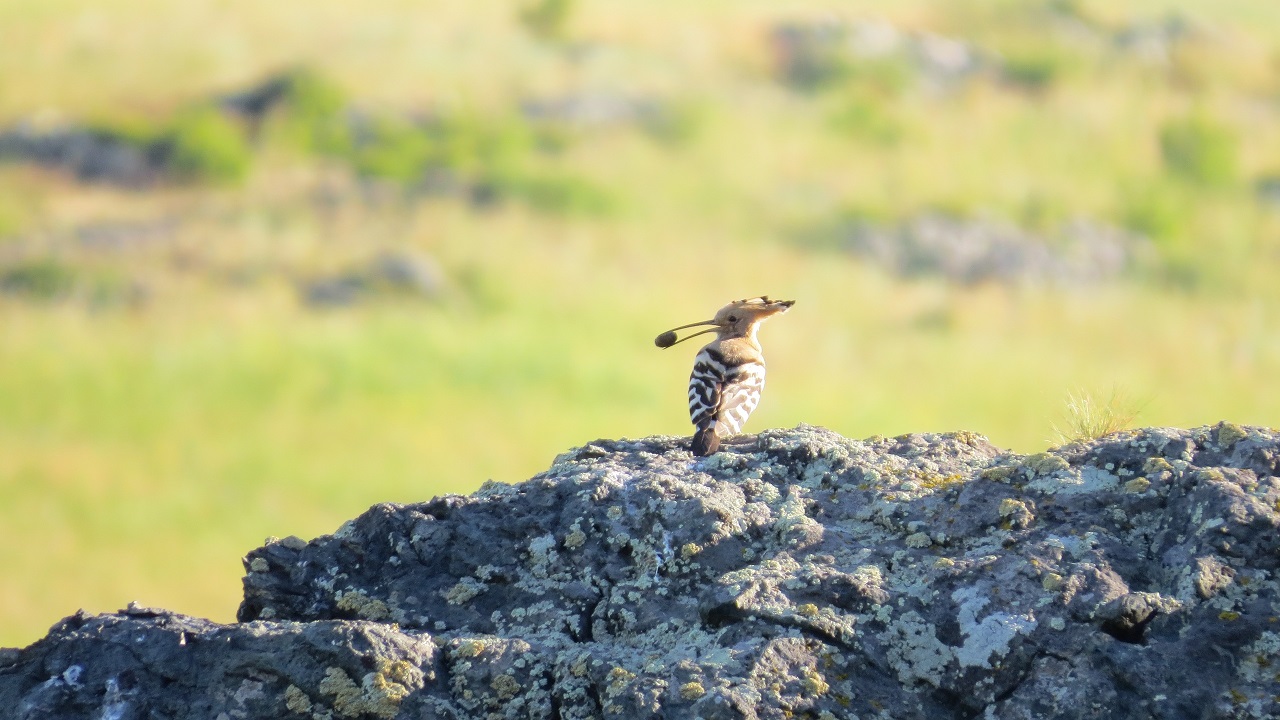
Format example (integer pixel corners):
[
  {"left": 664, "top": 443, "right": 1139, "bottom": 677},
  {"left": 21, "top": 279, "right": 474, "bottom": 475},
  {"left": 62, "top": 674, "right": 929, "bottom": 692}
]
[
  {"left": 837, "top": 213, "right": 1148, "bottom": 285},
  {"left": 1254, "top": 177, "right": 1280, "bottom": 210},
  {"left": 771, "top": 18, "right": 991, "bottom": 91},
  {"left": 301, "top": 251, "right": 444, "bottom": 308},
  {"left": 5, "top": 423, "right": 1280, "bottom": 718},
  {"left": 1114, "top": 14, "right": 1197, "bottom": 64},
  {"left": 521, "top": 93, "right": 659, "bottom": 128},
  {"left": 0, "top": 122, "right": 167, "bottom": 186}
]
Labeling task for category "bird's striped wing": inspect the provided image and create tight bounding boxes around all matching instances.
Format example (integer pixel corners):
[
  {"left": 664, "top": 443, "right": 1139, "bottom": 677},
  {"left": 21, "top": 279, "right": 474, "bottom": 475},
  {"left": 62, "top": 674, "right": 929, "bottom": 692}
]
[
  {"left": 688, "top": 348, "right": 725, "bottom": 432},
  {"left": 716, "top": 361, "right": 765, "bottom": 436},
  {"left": 688, "top": 347, "right": 766, "bottom": 437}
]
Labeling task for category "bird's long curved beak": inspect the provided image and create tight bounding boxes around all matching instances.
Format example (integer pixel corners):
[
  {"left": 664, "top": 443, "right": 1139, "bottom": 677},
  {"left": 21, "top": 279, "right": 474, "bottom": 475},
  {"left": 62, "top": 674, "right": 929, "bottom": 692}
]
[{"left": 654, "top": 319, "right": 721, "bottom": 348}]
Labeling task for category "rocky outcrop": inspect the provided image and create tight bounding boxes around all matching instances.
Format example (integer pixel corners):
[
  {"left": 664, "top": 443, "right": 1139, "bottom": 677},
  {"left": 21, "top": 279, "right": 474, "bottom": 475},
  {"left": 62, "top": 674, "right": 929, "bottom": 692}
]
[{"left": 4, "top": 423, "right": 1280, "bottom": 719}]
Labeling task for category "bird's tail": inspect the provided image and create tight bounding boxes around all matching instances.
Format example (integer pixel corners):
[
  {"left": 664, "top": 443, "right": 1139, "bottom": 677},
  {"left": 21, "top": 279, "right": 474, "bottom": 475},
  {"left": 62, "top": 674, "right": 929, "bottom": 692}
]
[{"left": 691, "top": 427, "right": 720, "bottom": 456}]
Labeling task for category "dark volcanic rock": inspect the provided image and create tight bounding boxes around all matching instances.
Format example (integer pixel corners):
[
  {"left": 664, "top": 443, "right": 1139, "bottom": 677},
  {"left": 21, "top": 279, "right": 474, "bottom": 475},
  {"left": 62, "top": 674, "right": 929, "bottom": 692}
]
[{"left": 5, "top": 423, "right": 1280, "bottom": 719}]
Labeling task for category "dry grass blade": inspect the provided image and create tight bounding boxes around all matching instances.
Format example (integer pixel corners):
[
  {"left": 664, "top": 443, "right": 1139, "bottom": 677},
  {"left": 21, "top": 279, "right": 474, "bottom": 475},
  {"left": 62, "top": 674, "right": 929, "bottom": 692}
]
[{"left": 1052, "top": 387, "right": 1144, "bottom": 446}]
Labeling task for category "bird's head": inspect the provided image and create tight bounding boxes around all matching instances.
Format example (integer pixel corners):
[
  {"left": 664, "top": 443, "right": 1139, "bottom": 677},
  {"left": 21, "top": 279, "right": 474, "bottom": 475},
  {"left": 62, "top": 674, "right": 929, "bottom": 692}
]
[{"left": 654, "top": 296, "right": 795, "bottom": 348}]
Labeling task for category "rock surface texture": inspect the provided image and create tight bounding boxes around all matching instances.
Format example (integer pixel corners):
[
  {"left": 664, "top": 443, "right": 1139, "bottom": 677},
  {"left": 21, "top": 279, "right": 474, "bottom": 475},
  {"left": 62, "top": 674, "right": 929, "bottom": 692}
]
[{"left": 5, "top": 423, "right": 1280, "bottom": 719}]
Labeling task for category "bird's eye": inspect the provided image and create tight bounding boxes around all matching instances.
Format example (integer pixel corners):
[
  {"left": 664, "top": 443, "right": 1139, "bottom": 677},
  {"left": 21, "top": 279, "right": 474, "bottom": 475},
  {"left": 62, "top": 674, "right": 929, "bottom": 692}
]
[{"left": 727, "top": 315, "right": 739, "bottom": 322}]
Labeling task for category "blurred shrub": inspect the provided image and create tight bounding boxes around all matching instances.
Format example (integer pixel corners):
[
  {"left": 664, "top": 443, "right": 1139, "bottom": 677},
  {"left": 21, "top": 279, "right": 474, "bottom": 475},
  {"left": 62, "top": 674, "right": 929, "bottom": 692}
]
[
  {"left": 0, "top": 259, "right": 76, "bottom": 300},
  {"left": 351, "top": 118, "right": 435, "bottom": 183},
  {"left": 502, "top": 173, "right": 614, "bottom": 216},
  {"left": 1001, "top": 49, "right": 1066, "bottom": 92},
  {"left": 830, "top": 94, "right": 904, "bottom": 145},
  {"left": 641, "top": 101, "right": 707, "bottom": 147},
  {"left": 165, "top": 106, "right": 251, "bottom": 183},
  {"left": 847, "top": 58, "right": 912, "bottom": 97},
  {"left": 519, "top": 0, "right": 575, "bottom": 42},
  {"left": 1159, "top": 114, "right": 1239, "bottom": 187},
  {"left": 1118, "top": 182, "right": 1188, "bottom": 242},
  {"left": 275, "top": 70, "right": 353, "bottom": 156}
]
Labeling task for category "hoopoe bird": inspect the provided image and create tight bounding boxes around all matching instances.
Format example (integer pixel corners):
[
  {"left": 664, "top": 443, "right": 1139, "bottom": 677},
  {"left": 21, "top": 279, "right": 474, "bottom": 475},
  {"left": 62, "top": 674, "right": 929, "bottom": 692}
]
[{"left": 655, "top": 296, "right": 795, "bottom": 456}]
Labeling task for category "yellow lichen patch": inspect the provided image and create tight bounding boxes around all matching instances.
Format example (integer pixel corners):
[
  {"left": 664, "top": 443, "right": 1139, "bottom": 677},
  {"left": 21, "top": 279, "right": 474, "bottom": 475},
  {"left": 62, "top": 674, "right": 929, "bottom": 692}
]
[
  {"left": 455, "top": 638, "right": 486, "bottom": 658},
  {"left": 679, "top": 681, "right": 706, "bottom": 700},
  {"left": 444, "top": 581, "right": 482, "bottom": 606},
  {"left": 802, "top": 669, "right": 830, "bottom": 695},
  {"left": 680, "top": 543, "right": 703, "bottom": 559},
  {"left": 1023, "top": 453, "right": 1069, "bottom": 476},
  {"left": 981, "top": 466, "right": 1015, "bottom": 482},
  {"left": 605, "top": 667, "right": 636, "bottom": 698},
  {"left": 1196, "top": 468, "right": 1227, "bottom": 484},
  {"left": 283, "top": 684, "right": 312, "bottom": 714},
  {"left": 796, "top": 603, "right": 819, "bottom": 617},
  {"left": 564, "top": 530, "right": 586, "bottom": 550},
  {"left": 1124, "top": 478, "right": 1151, "bottom": 493},
  {"left": 1221, "top": 611, "right": 1242, "bottom": 621},
  {"left": 1143, "top": 457, "right": 1174, "bottom": 475},
  {"left": 248, "top": 557, "right": 270, "bottom": 573},
  {"left": 334, "top": 590, "right": 390, "bottom": 621},
  {"left": 366, "top": 671, "right": 412, "bottom": 716},
  {"left": 378, "top": 658, "right": 423, "bottom": 688},
  {"left": 491, "top": 674, "right": 520, "bottom": 700},
  {"left": 919, "top": 473, "right": 965, "bottom": 490},
  {"left": 934, "top": 557, "right": 955, "bottom": 569},
  {"left": 997, "top": 499, "right": 1024, "bottom": 518},
  {"left": 318, "top": 663, "right": 418, "bottom": 720},
  {"left": 1218, "top": 422, "right": 1248, "bottom": 447},
  {"left": 318, "top": 667, "right": 364, "bottom": 718},
  {"left": 1042, "top": 573, "right": 1064, "bottom": 591},
  {"left": 905, "top": 532, "right": 932, "bottom": 548}
]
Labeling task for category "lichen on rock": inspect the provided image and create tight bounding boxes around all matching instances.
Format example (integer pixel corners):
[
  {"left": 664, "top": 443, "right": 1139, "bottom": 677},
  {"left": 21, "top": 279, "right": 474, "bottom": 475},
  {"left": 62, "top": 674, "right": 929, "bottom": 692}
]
[{"left": 5, "top": 425, "right": 1280, "bottom": 719}]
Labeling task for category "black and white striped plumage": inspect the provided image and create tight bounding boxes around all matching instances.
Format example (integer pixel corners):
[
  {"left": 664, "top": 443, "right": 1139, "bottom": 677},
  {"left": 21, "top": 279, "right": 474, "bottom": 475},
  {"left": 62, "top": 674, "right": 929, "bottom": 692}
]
[
  {"left": 688, "top": 346, "right": 766, "bottom": 455},
  {"left": 655, "top": 296, "right": 794, "bottom": 456}
]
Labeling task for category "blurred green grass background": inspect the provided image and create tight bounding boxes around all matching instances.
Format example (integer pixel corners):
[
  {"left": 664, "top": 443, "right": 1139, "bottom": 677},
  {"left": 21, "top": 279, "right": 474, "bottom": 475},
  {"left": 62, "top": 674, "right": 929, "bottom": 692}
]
[{"left": 2, "top": 0, "right": 1280, "bottom": 647}]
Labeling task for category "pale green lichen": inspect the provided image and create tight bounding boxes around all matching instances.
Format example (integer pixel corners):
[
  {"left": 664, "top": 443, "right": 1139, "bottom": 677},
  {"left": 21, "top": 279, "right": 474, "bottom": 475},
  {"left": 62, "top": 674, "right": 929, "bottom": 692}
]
[
  {"left": 1217, "top": 422, "right": 1247, "bottom": 447},
  {"left": 605, "top": 667, "right": 636, "bottom": 698},
  {"left": 249, "top": 557, "right": 270, "bottom": 573},
  {"left": 491, "top": 674, "right": 520, "bottom": 700},
  {"left": 884, "top": 611, "right": 954, "bottom": 686},
  {"left": 981, "top": 466, "right": 1016, "bottom": 482},
  {"left": 564, "top": 529, "right": 586, "bottom": 550},
  {"left": 1023, "top": 453, "right": 1069, "bottom": 476},
  {"left": 317, "top": 662, "right": 419, "bottom": 720},
  {"left": 283, "top": 684, "right": 312, "bottom": 714},
  {"left": 1124, "top": 478, "right": 1151, "bottom": 493},
  {"left": 318, "top": 667, "right": 365, "bottom": 718},
  {"left": 681, "top": 542, "right": 702, "bottom": 559},
  {"left": 905, "top": 532, "right": 932, "bottom": 548},
  {"left": 1144, "top": 457, "right": 1174, "bottom": 475},
  {"left": 444, "top": 578, "right": 485, "bottom": 605},
  {"left": 1196, "top": 468, "right": 1227, "bottom": 483},
  {"left": 802, "top": 669, "right": 830, "bottom": 695},
  {"left": 679, "top": 681, "right": 705, "bottom": 700},
  {"left": 998, "top": 499, "right": 1026, "bottom": 518},
  {"left": 952, "top": 586, "right": 1038, "bottom": 669},
  {"left": 1240, "top": 632, "right": 1280, "bottom": 683},
  {"left": 334, "top": 590, "right": 390, "bottom": 621},
  {"left": 455, "top": 638, "right": 486, "bottom": 658},
  {"left": 1042, "top": 573, "right": 1064, "bottom": 591}
]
